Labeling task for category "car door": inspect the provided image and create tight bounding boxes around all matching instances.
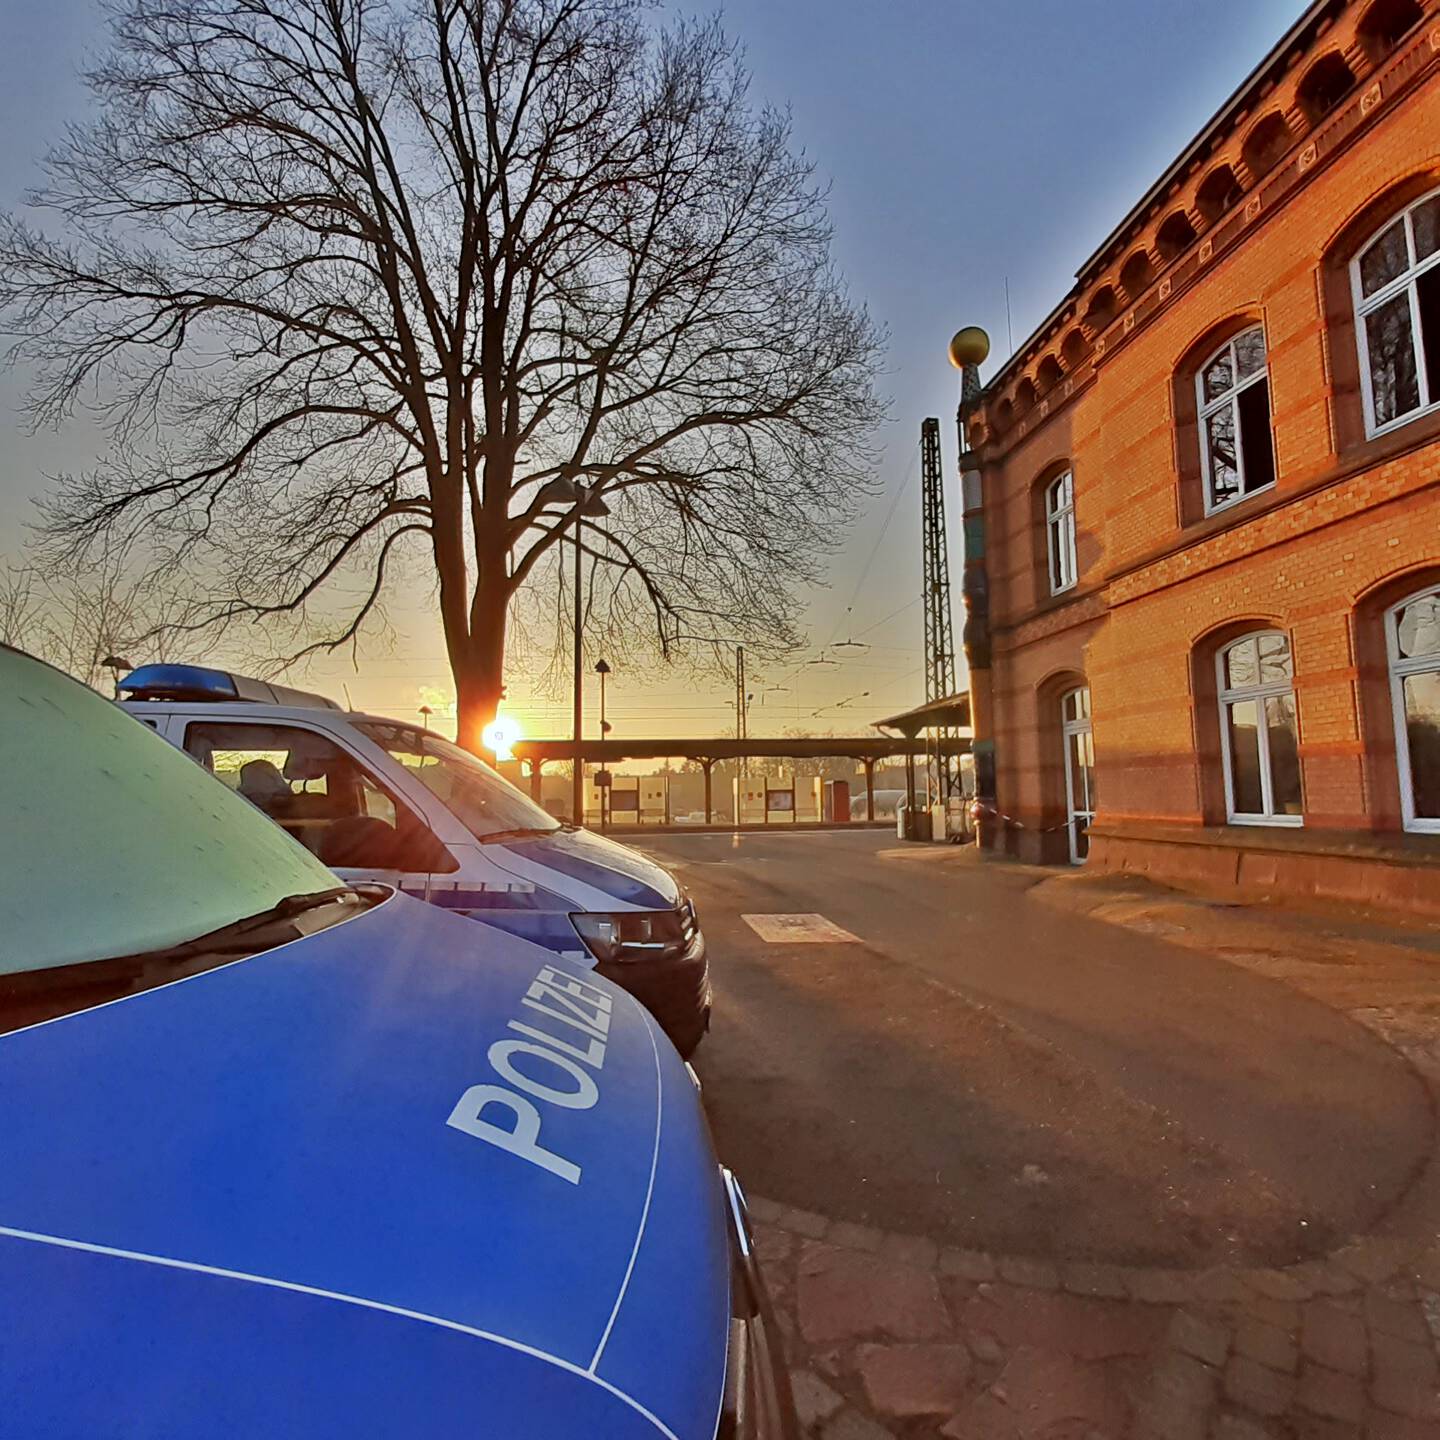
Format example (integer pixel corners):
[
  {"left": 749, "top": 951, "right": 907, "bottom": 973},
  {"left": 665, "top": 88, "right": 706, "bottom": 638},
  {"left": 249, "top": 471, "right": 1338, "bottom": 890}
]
[{"left": 178, "top": 717, "right": 456, "bottom": 885}]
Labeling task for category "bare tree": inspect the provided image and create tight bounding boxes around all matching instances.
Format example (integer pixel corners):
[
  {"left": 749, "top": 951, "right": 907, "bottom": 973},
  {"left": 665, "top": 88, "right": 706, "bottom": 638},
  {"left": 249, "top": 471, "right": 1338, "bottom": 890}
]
[
  {"left": 0, "top": 552, "right": 178, "bottom": 689},
  {"left": 0, "top": 0, "right": 883, "bottom": 747},
  {"left": 0, "top": 565, "right": 41, "bottom": 653}
]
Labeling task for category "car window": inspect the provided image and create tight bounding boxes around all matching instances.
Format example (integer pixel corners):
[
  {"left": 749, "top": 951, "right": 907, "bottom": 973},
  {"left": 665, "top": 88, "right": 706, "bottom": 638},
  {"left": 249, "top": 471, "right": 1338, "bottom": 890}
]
[
  {"left": 0, "top": 645, "right": 338, "bottom": 977},
  {"left": 354, "top": 722, "right": 560, "bottom": 841},
  {"left": 184, "top": 721, "right": 443, "bottom": 873}
]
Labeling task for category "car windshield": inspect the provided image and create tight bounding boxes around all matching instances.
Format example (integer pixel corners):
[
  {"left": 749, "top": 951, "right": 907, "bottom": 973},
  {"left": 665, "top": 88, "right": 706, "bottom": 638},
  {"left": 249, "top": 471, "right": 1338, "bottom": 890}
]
[
  {"left": 0, "top": 645, "right": 342, "bottom": 980},
  {"left": 354, "top": 722, "right": 561, "bottom": 841}
]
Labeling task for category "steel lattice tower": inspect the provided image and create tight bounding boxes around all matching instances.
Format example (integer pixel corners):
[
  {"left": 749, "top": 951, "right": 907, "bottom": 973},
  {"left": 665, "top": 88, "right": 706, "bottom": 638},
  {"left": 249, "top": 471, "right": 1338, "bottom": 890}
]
[{"left": 920, "top": 417, "right": 960, "bottom": 801}]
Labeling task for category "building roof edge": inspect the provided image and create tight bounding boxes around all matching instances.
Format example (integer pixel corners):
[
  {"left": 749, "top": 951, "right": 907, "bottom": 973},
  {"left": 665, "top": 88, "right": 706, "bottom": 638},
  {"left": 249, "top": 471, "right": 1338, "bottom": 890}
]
[{"left": 981, "top": 0, "right": 1344, "bottom": 396}]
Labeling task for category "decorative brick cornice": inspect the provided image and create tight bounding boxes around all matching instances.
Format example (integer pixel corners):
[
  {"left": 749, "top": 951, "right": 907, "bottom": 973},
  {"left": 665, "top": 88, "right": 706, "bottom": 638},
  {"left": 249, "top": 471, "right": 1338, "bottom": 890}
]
[{"left": 972, "top": 4, "right": 1439, "bottom": 466}]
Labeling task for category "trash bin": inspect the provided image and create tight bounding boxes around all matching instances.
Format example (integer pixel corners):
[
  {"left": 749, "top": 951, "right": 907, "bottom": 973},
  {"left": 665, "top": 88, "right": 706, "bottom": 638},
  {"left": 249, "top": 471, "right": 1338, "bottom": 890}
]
[{"left": 896, "top": 801, "right": 931, "bottom": 842}]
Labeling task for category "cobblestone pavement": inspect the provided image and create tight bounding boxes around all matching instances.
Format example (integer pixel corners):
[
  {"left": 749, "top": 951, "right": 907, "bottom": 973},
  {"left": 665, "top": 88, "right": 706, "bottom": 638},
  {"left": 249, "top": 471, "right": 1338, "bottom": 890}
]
[
  {"left": 745, "top": 871, "right": 1440, "bottom": 1439},
  {"left": 754, "top": 1196, "right": 1440, "bottom": 1439}
]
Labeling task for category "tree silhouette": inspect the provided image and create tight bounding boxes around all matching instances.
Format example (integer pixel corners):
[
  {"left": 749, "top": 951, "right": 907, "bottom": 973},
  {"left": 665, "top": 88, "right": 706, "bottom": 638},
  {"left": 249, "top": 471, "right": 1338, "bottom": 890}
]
[{"left": 1, "top": 0, "right": 883, "bottom": 745}]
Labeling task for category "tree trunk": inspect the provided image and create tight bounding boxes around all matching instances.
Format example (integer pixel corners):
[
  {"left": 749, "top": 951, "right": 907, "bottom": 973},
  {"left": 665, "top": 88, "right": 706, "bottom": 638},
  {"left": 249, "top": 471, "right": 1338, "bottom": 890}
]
[
  {"left": 454, "top": 583, "right": 509, "bottom": 753},
  {"left": 455, "top": 673, "right": 502, "bottom": 754}
]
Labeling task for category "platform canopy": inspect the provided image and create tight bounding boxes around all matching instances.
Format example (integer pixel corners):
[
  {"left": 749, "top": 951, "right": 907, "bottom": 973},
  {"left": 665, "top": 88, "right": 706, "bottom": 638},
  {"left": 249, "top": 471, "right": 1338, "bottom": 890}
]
[
  {"left": 512, "top": 733, "right": 966, "bottom": 765},
  {"left": 872, "top": 691, "right": 971, "bottom": 739}
]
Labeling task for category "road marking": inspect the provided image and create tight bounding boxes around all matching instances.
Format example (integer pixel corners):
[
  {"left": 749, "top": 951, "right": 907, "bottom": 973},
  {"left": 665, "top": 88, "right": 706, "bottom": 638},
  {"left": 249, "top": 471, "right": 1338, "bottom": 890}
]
[
  {"left": 741, "top": 913, "right": 860, "bottom": 944},
  {"left": 874, "top": 847, "right": 969, "bottom": 862}
]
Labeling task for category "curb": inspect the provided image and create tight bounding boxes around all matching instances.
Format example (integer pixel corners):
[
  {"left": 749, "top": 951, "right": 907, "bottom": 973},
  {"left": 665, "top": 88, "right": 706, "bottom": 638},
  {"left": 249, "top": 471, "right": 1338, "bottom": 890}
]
[{"left": 747, "top": 1195, "right": 1440, "bottom": 1309}]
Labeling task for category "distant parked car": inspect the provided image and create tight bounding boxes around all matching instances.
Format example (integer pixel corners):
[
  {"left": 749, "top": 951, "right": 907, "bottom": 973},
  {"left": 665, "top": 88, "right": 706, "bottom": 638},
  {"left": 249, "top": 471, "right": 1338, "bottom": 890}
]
[
  {"left": 867, "top": 789, "right": 905, "bottom": 820},
  {"left": 119, "top": 664, "right": 710, "bottom": 1057},
  {"left": 0, "top": 643, "right": 796, "bottom": 1439}
]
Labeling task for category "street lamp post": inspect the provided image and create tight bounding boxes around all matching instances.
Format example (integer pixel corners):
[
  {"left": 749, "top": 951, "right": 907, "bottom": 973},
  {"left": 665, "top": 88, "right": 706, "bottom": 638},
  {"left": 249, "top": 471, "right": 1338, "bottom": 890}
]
[
  {"left": 573, "top": 494, "right": 584, "bottom": 821},
  {"left": 734, "top": 644, "right": 748, "bottom": 778},
  {"left": 536, "top": 475, "right": 610, "bottom": 825},
  {"left": 595, "top": 658, "right": 611, "bottom": 830}
]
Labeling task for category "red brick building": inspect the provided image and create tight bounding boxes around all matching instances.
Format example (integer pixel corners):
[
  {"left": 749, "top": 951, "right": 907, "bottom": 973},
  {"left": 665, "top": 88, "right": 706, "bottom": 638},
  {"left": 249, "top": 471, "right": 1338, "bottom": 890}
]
[{"left": 967, "top": 0, "right": 1440, "bottom": 912}]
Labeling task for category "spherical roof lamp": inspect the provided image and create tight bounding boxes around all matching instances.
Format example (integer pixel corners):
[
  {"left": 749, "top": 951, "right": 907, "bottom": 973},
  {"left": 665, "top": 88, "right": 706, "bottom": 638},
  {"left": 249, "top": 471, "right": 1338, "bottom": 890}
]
[{"left": 948, "top": 326, "right": 991, "bottom": 370}]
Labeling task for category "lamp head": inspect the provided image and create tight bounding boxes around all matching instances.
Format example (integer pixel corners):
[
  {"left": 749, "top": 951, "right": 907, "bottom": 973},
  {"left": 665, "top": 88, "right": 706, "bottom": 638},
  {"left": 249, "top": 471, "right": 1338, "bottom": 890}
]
[
  {"left": 537, "top": 478, "right": 583, "bottom": 510},
  {"left": 948, "top": 326, "right": 991, "bottom": 370}
]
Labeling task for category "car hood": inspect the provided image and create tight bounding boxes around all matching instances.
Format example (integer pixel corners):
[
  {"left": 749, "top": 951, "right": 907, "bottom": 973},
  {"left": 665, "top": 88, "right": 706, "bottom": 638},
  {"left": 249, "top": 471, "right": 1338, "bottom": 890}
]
[
  {"left": 492, "top": 824, "right": 682, "bottom": 911},
  {"left": 0, "top": 892, "right": 728, "bottom": 1439}
]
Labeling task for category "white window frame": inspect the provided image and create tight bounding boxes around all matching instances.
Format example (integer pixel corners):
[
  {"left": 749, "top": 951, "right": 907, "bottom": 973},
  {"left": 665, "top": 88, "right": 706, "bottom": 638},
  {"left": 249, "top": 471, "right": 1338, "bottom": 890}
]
[
  {"left": 1196, "top": 325, "right": 1273, "bottom": 515},
  {"left": 1060, "top": 686, "right": 1094, "bottom": 865},
  {"left": 1350, "top": 184, "right": 1440, "bottom": 439},
  {"left": 1045, "top": 470, "right": 1077, "bottom": 595},
  {"left": 1216, "top": 631, "right": 1304, "bottom": 827},
  {"left": 1386, "top": 585, "right": 1440, "bottom": 835}
]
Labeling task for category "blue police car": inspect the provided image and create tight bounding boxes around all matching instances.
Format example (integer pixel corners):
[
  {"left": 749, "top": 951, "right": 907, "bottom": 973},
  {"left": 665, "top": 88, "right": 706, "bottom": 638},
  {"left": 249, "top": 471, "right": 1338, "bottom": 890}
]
[
  {"left": 117, "top": 663, "right": 711, "bottom": 1057},
  {"left": 0, "top": 645, "right": 795, "bottom": 1438}
]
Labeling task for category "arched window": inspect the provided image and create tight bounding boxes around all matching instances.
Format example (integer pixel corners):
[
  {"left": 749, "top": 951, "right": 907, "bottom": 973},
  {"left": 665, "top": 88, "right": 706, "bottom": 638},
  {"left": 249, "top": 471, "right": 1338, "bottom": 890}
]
[
  {"left": 1196, "top": 325, "right": 1276, "bottom": 513},
  {"left": 1351, "top": 185, "right": 1440, "bottom": 436},
  {"left": 1242, "top": 114, "right": 1292, "bottom": 182},
  {"left": 1084, "top": 287, "right": 1117, "bottom": 334},
  {"left": 1216, "top": 632, "right": 1302, "bottom": 825},
  {"left": 1061, "top": 328, "right": 1090, "bottom": 370},
  {"left": 1119, "top": 250, "right": 1153, "bottom": 301},
  {"left": 1296, "top": 53, "right": 1357, "bottom": 127},
  {"left": 1045, "top": 471, "right": 1077, "bottom": 595},
  {"left": 1156, "top": 211, "right": 1198, "bottom": 263},
  {"left": 1358, "top": 0, "right": 1422, "bottom": 63},
  {"left": 1196, "top": 166, "right": 1244, "bottom": 225},
  {"left": 1387, "top": 586, "right": 1440, "bottom": 832}
]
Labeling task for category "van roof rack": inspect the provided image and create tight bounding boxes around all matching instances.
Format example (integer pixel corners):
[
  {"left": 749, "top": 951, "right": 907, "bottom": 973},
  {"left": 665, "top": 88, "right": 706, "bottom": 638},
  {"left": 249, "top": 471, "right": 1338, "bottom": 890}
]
[{"left": 118, "top": 664, "right": 342, "bottom": 710}]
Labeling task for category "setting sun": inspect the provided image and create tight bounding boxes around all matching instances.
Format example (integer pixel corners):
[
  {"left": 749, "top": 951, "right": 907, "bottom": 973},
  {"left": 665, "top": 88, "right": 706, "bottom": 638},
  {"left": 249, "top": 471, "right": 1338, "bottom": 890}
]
[{"left": 481, "top": 715, "right": 524, "bottom": 761}]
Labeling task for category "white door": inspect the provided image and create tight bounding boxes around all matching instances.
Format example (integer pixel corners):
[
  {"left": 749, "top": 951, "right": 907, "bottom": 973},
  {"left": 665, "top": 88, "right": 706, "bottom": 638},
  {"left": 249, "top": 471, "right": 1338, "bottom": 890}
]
[{"left": 1061, "top": 687, "right": 1094, "bottom": 865}]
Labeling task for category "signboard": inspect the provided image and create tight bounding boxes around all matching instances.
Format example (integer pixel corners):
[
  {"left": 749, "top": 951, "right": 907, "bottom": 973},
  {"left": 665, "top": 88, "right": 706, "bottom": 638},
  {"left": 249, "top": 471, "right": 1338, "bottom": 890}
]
[
  {"left": 766, "top": 789, "right": 795, "bottom": 812},
  {"left": 609, "top": 790, "right": 640, "bottom": 812},
  {"left": 595, "top": 769, "right": 613, "bottom": 788}
]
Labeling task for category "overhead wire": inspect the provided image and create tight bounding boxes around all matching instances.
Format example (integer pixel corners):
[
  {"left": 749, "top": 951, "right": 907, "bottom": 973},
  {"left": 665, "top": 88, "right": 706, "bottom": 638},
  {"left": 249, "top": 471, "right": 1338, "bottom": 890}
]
[{"left": 827, "top": 445, "right": 921, "bottom": 646}]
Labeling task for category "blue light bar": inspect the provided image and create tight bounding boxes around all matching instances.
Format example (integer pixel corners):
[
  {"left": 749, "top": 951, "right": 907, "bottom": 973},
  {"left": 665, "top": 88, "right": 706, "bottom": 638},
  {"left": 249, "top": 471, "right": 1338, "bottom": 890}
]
[{"left": 118, "top": 664, "right": 341, "bottom": 710}]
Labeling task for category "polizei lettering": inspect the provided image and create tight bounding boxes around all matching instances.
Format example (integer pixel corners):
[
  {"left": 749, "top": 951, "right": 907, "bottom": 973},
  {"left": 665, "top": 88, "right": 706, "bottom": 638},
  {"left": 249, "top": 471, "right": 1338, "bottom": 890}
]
[{"left": 446, "top": 964, "right": 612, "bottom": 1184}]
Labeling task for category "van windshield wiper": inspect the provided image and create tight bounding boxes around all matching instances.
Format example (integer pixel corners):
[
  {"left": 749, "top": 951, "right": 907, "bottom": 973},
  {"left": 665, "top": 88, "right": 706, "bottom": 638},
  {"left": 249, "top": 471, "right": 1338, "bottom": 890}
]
[{"left": 475, "top": 826, "right": 560, "bottom": 845}]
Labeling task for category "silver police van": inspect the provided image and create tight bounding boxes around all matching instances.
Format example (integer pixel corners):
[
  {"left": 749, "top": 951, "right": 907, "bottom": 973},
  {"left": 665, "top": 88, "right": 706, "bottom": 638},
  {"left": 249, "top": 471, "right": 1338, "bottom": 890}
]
[{"left": 120, "top": 664, "right": 711, "bottom": 1056}]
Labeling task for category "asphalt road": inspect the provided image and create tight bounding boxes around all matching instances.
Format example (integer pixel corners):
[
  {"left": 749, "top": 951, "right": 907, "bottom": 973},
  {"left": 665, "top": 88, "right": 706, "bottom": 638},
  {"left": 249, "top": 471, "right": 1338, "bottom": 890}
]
[{"left": 637, "top": 830, "right": 1433, "bottom": 1269}]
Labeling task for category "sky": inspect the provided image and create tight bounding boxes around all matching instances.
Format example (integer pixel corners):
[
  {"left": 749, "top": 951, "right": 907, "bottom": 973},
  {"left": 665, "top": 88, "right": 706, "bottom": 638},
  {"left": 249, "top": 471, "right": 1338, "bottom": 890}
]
[{"left": 0, "top": 0, "right": 1307, "bottom": 742}]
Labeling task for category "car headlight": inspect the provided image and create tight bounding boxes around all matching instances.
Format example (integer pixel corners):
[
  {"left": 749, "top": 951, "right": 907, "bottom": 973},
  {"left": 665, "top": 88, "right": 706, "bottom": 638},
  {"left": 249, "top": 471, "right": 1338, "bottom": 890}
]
[{"left": 572, "top": 907, "right": 694, "bottom": 963}]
